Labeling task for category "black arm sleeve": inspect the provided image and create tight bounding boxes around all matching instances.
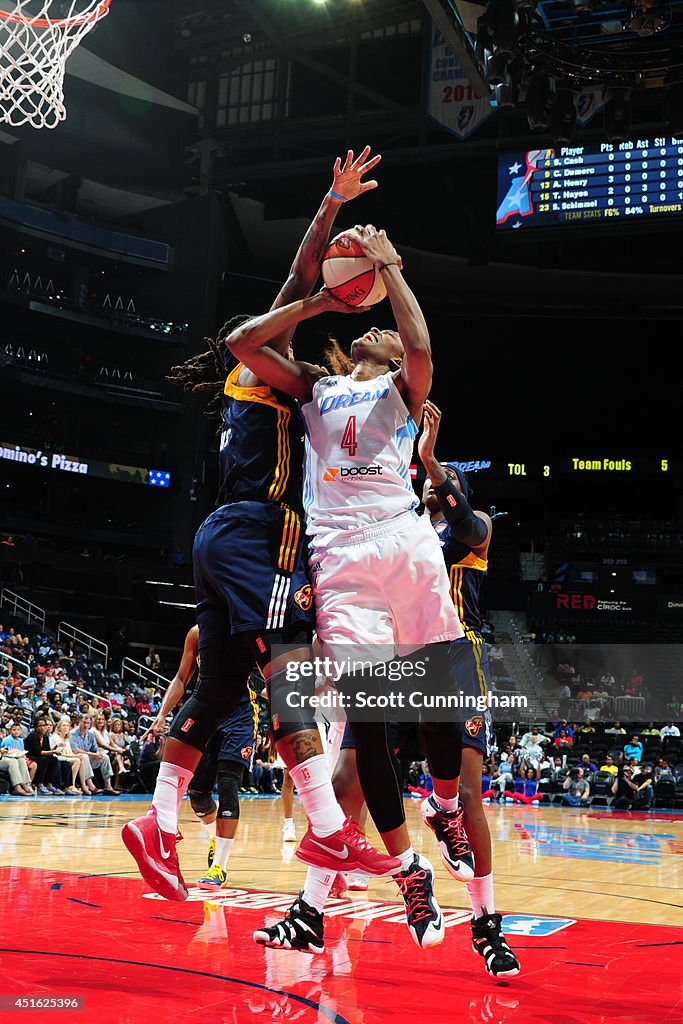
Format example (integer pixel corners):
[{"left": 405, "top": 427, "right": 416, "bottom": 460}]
[{"left": 433, "top": 477, "right": 489, "bottom": 547}]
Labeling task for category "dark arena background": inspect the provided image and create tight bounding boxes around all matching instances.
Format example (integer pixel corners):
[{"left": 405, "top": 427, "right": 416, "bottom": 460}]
[{"left": 0, "top": 2, "right": 681, "bottom": 1023}]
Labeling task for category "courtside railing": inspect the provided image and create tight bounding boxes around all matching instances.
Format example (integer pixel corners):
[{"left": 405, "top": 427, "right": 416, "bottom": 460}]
[
  {"left": 0, "top": 649, "right": 31, "bottom": 679},
  {"left": 121, "top": 657, "right": 170, "bottom": 693},
  {"left": 57, "top": 622, "right": 108, "bottom": 668},
  {"left": 0, "top": 586, "right": 46, "bottom": 631}
]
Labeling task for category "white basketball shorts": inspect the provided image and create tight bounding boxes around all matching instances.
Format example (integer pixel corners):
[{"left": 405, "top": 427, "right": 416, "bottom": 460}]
[{"left": 311, "top": 511, "right": 464, "bottom": 664}]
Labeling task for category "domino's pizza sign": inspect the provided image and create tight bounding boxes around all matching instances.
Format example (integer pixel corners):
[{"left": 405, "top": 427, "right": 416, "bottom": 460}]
[
  {"left": 427, "top": 22, "right": 493, "bottom": 140},
  {"left": 501, "top": 915, "right": 576, "bottom": 936}
]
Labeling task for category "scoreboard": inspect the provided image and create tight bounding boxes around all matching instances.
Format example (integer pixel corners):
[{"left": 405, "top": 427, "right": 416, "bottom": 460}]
[
  {"left": 428, "top": 456, "right": 679, "bottom": 480},
  {"left": 496, "top": 136, "right": 683, "bottom": 230}
]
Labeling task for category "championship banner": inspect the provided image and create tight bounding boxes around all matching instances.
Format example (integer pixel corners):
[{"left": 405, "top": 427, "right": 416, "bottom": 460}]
[{"left": 426, "top": 21, "right": 493, "bottom": 140}]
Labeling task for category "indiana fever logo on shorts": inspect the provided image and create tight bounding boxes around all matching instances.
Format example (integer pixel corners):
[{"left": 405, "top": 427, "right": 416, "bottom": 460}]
[
  {"left": 293, "top": 584, "right": 313, "bottom": 611},
  {"left": 241, "top": 745, "right": 253, "bottom": 760},
  {"left": 464, "top": 716, "right": 483, "bottom": 737}
]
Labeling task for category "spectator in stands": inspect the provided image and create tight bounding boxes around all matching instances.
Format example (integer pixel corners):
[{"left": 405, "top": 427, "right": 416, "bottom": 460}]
[
  {"left": 520, "top": 725, "right": 551, "bottom": 747},
  {"left": 553, "top": 719, "right": 574, "bottom": 739},
  {"left": 623, "top": 735, "right": 643, "bottom": 763},
  {"left": 575, "top": 719, "right": 596, "bottom": 738},
  {"left": 70, "top": 714, "right": 106, "bottom": 792},
  {"left": 641, "top": 722, "right": 660, "bottom": 737},
  {"left": 579, "top": 753, "right": 598, "bottom": 775},
  {"left": 89, "top": 713, "right": 120, "bottom": 794},
  {"left": 632, "top": 766, "right": 654, "bottom": 808},
  {"left": 660, "top": 722, "right": 681, "bottom": 738},
  {"left": 108, "top": 717, "right": 131, "bottom": 787},
  {"left": 561, "top": 766, "right": 590, "bottom": 807},
  {"left": 145, "top": 647, "right": 161, "bottom": 673},
  {"left": 49, "top": 717, "right": 82, "bottom": 794},
  {"left": 557, "top": 682, "right": 571, "bottom": 719},
  {"left": 0, "top": 722, "right": 33, "bottom": 795},
  {"left": 138, "top": 722, "right": 167, "bottom": 791},
  {"left": 611, "top": 766, "right": 639, "bottom": 809},
  {"left": 554, "top": 728, "right": 573, "bottom": 752},
  {"left": 599, "top": 754, "right": 619, "bottom": 775},
  {"left": 605, "top": 720, "right": 627, "bottom": 735},
  {"left": 252, "top": 733, "right": 277, "bottom": 794},
  {"left": 149, "top": 692, "right": 162, "bottom": 714},
  {"left": 599, "top": 672, "right": 616, "bottom": 688},
  {"left": 25, "top": 716, "right": 62, "bottom": 794},
  {"left": 655, "top": 760, "right": 674, "bottom": 782}
]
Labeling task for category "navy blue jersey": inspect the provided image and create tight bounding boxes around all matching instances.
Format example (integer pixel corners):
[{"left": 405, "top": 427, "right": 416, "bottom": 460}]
[
  {"left": 431, "top": 519, "right": 487, "bottom": 640},
  {"left": 217, "top": 349, "right": 304, "bottom": 512}
]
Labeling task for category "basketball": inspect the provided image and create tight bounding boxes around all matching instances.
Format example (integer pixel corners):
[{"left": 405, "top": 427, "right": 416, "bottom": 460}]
[{"left": 321, "top": 228, "right": 387, "bottom": 306}]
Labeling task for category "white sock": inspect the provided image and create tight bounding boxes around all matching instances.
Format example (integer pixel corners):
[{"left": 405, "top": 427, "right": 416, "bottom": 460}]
[
  {"left": 152, "top": 763, "right": 194, "bottom": 833},
  {"left": 302, "top": 866, "right": 335, "bottom": 913},
  {"left": 214, "top": 836, "right": 235, "bottom": 871},
  {"left": 288, "top": 756, "right": 345, "bottom": 837},
  {"left": 283, "top": 817, "right": 294, "bottom": 829},
  {"left": 432, "top": 793, "right": 459, "bottom": 813},
  {"left": 206, "top": 819, "right": 217, "bottom": 837},
  {"left": 466, "top": 872, "right": 495, "bottom": 919},
  {"left": 395, "top": 846, "right": 416, "bottom": 873}
]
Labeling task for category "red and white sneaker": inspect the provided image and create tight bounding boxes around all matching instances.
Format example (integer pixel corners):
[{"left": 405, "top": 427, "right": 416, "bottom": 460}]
[
  {"left": 121, "top": 806, "right": 188, "bottom": 901},
  {"left": 296, "top": 817, "right": 401, "bottom": 876}
]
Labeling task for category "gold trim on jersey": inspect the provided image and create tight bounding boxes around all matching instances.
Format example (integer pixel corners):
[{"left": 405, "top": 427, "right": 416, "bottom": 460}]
[
  {"left": 452, "top": 552, "right": 488, "bottom": 571},
  {"left": 278, "top": 507, "right": 301, "bottom": 573},
  {"left": 224, "top": 361, "right": 293, "bottom": 505},
  {"left": 268, "top": 406, "right": 292, "bottom": 502}
]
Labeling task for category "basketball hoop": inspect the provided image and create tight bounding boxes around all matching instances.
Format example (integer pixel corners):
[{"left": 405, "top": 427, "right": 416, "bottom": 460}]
[{"left": 0, "top": 0, "right": 113, "bottom": 129}]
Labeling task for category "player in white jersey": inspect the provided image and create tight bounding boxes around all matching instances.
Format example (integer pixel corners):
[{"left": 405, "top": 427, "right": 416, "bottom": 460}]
[{"left": 226, "top": 224, "right": 474, "bottom": 952}]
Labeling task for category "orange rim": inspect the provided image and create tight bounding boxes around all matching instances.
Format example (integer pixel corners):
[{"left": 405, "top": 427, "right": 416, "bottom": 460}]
[{"left": 0, "top": 0, "right": 112, "bottom": 29}]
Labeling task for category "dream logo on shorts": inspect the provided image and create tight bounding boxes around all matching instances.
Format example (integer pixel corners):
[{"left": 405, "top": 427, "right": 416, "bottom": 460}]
[
  {"left": 181, "top": 718, "right": 195, "bottom": 733},
  {"left": 241, "top": 745, "right": 253, "bottom": 760},
  {"left": 255, "top": 636, "right": 267, "bottom": 654},
  {"left": 294, "top": 584, "right": 313, "bottom": 611},
  {"left": 301, "top": 767, "right": 311, "bottom": 782},
  {"left": 465, "top": 716, "right": 483, "bottom": 737}
]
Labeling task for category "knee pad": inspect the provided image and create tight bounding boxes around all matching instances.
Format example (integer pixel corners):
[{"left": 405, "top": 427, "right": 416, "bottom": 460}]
[
  {"left": 217, "top": 761, "right": 244, "bottom": 821},
  {"left": 170, "top": 678, "right": 244, "bottom": 751},
  {"left": 189, "top": 789, "right": 218, "bottom": 821},
  {"left": 268, "top": 665, "right": 317, "bottom": 742}
]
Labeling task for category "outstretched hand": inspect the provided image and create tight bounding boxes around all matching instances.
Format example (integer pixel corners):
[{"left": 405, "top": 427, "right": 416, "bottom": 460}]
[
  {"left": 331, "top": 145, "right": 381, "bottom": 201},
  {"left": 417, "top": 400, "right": 443, "bottom": 466},
  {"left": 352, "top": 224, "right": 402, "bottom": 269},
  {"left": 317, "top": 287, "right": 371, "bottom": 314}
]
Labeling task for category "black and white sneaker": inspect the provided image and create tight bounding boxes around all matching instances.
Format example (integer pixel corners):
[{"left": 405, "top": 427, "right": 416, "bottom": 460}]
[
  {"left": 421, "top": 796, "right": 475, "bottom": 881},
  {"left": 253, "top": 895, "right": 325, "bottom": 953},
  {"left": 394, "top": 854, "right": 445, "bottom": 949},
  {"left": 471, "top": 912, "right": 521, "bottom": 977}
]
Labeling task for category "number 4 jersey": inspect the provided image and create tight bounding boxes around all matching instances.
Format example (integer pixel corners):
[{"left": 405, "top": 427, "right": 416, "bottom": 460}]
[{"left": 301, "top": 371, "right": 419, "bottom": 549}]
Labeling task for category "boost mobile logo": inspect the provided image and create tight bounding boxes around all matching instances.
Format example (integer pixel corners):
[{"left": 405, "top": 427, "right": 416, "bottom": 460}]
[{"left": 324, "top": 465, "right": 382, "bottom": 480}]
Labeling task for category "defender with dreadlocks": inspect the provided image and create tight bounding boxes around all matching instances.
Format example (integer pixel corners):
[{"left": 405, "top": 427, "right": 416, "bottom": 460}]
[{"left": 122, "top": 149, "right": 401, "bottom": 933}]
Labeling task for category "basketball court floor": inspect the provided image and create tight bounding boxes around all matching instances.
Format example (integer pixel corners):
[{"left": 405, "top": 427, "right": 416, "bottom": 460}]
[{"left": 1, "top": 793, "right": 681, "bottom": 1023}]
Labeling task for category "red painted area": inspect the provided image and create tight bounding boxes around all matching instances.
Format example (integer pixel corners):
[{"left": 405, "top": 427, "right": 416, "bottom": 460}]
[{"left": 1, "top": 868, "right": 681, "bottom": 1024}]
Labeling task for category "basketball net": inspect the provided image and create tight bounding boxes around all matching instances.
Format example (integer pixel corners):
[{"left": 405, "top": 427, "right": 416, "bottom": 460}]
[{"left": 0, "top": 0, "right": 113, "bottom": 129}]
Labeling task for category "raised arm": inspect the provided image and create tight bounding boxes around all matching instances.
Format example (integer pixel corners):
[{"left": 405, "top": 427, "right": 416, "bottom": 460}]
[
  {"left": 267, "top": 146, "right": 381, "bottom": 355},
  {"left": 227, "top": 289, "right": 364, "bottom": 401},
  {"left": 418, "top": 401, "right": 491, "bottom": 549},
  {"left": 141, "top": 625, "right": 198, "bottom": 742},
  {"left": 354, "top": 225, "right": 431, "bottom": 419}
]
